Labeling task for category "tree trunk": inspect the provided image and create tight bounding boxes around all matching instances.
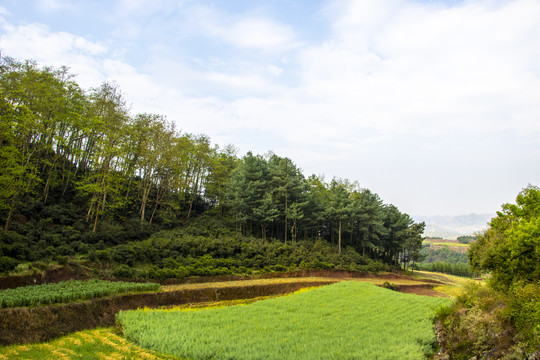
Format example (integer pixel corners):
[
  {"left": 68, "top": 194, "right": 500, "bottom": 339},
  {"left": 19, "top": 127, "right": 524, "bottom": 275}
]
[
  {"left": 3, "top": 196, "right": 16, "bottom": 234},
  {"left": 338, "top": 219, "right": 342, "bottom": 256},
  {"left": 284, "top": 197, "right": 288, "bottom": 244},
  {"left": 261, "top": 224, "right": 266, "bottom": 244},
  {"left": 140, "top": 185, "right": 150, "bottom": 227},
  {"left": 148, "top": 200, "right": 159, "bottom": 229}
]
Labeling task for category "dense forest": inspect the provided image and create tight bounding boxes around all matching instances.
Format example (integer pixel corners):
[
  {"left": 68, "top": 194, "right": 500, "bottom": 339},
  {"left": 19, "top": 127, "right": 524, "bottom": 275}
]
[{"left": 0, "top": 56, "right": 426, "bottom": 276}]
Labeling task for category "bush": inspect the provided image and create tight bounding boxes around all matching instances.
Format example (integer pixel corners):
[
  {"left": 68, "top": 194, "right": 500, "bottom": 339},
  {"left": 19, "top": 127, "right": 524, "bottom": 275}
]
[
  {"left": 436, "top": 283, "right": 539, "bottom": 359},
  {"left": 0, "top": 256, "right": 18, "bottom": 274},
  {"left": 113, "top": 264, "right": 135, "bottom": 279},
  {"left": 382, "top": 282, "right": 398, "bottom": 291},
  {"left": 507, "top": 282, "right": 540, "bottom": 351}
]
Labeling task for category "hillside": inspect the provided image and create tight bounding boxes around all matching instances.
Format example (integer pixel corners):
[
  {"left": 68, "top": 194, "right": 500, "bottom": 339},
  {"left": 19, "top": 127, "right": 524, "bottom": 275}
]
[{"left": 0, "top": 57, "right": 426, "bottom": 279}]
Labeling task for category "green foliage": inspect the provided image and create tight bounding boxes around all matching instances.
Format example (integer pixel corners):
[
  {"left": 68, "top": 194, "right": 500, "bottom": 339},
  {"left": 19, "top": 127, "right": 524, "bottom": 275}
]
[
  {"left": 416, "top": 262, "right": 478, "bottom": 278},
  {"left": 118, "top": 282, "right": 451, "bottom": 360},
  {"left": 438, "top": 186, "right": 540, "bottom": 358},
  {"left": 0, "top": 256, "right": 18, "bottom": 273},
  {"left": 382, "top": 281, "right": 398, "bottom": 290},
  {"left": 0, "top": 279, "right": 160, "bottom": 308},
  {"left": 469, "top": 185, "right": 540, "bottom": 290},
  {"left": 506, "top": 282, "right": 540, "bottom": 349},
  {"left": 97, "top": 230, "right": 392, "bottom": 279},
  {"left": 457, "top": 235, "right": 476, "bottom": 244},
  {"left": 436, "top": 282, "right": 539, "bottom": 359},
  {"left": 421, "top": 246, "right": 470, "bottom": 264}
]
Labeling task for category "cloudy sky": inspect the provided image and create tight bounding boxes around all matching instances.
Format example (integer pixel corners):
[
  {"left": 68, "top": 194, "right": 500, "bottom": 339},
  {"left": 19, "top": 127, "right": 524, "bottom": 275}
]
[{"left": 1, "top": 0, "right": 539, "bottom": 217}]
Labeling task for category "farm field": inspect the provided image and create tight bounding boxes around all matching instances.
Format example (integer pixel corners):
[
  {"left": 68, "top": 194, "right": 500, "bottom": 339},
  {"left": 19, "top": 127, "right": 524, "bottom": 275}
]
[
  {"left": 0, "top": 279, "right": 160, "bottom": 308},
  {"left": 413, "top": 271, "right": 481, "bottom": 297},
  {"left": 118, "top": 281, "right": 452, "bottom": 360},
  {"left": 422, "top": 238, "right": 469, "bottom": 253},
  {"left": 0, "top": 328, "right": 181, "bottom": 360},
  {"left": 0, "top": 272, "right": 464, "bottom": 359}
]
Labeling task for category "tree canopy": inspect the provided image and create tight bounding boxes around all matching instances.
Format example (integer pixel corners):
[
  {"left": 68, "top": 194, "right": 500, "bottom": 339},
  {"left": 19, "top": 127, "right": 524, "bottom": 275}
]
[{"left": 469, "top": 185, "right": 540, "bottom": 290}]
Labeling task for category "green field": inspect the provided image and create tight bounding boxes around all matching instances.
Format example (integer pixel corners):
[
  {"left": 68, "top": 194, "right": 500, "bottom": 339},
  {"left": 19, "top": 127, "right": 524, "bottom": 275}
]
[
  {"left": 0, "top": 279, "right": 160, "bottom": 308},
  {"left": 118, "top": 282, "right": 452, "bottom": 360}
]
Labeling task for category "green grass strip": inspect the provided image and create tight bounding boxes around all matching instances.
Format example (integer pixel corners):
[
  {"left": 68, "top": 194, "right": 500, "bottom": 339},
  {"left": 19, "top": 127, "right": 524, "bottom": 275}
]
[
  {"left": 0, "top": 279, "right": 160, "bottom": 308},
  {"left": 118, "top": 282, "right": 452, "bottom": 360}
]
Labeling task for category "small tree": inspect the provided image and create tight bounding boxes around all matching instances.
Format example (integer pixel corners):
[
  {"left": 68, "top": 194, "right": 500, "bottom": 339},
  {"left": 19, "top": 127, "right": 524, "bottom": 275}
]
[{"left": 404, "top": 222, "right": 426, "bottom": 272}]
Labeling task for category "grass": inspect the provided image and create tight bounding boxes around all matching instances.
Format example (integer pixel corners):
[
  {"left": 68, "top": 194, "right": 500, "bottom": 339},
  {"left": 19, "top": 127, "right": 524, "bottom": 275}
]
[
  {"left": 0, "top": 279, "right": 160, "bottom": 308},
  {"left": 118, "top": 282, "right": 452, "bottom": 360},
  {"left": 414, "top": 271, "right": 483, "bottom": 297},
  {"left": 0, "top": 328, "right": 182, "bottom": 360}
]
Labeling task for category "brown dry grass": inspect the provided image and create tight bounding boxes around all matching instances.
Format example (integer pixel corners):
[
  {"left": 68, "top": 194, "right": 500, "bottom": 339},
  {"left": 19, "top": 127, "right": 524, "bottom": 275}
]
[{"left": 162, "top": 277, "right": 337, "bottom": 292}]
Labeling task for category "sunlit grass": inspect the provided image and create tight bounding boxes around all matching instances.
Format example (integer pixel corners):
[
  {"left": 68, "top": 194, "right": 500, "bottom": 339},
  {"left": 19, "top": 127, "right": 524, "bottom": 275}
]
[
  {"left": 119, "top": 282, "right": 452, "bottom": 360},
  {"left": 0, "top": 328, "right": 182, "bottom": 360},
  {"left": 414, "top": 271, "right": 483, "bottom": 297}
]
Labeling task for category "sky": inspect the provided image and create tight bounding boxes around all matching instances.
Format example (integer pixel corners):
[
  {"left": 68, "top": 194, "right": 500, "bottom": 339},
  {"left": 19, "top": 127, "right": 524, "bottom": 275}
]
[{"left": 0, "top": 0, "right": 539, "bottom": 218}]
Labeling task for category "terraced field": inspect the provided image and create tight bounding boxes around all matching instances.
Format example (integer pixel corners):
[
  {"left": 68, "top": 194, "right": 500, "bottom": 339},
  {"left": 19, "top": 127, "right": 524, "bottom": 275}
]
[
  {"left": 0, "top": 328, "right": 180, "bottom": 360},
  {"left": 119, "top": 282, "right": 452, "bottom": 360},
  {"left": 0, "top": 271, "right": 470, "bottom": 359}
]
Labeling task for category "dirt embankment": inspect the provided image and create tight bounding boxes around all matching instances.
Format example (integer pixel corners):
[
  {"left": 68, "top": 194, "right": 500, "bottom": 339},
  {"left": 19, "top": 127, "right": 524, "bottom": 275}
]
[{"left": 0, "top": 266, "right": 90, "bottom": 290}]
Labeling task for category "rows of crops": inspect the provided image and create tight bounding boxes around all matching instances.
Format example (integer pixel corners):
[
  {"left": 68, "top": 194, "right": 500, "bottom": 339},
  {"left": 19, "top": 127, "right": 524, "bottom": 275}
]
[
  {"left": 0, "top": 279, "right": 160, "bottom": 308},
  {"left": 118, "top": 281, "right": 452, "bottom": 360}
]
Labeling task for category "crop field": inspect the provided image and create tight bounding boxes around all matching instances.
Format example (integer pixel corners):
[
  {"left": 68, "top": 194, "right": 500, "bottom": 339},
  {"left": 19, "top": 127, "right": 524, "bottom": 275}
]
[
  {"left": 0, "top": 328, "right": 180, "bottom": 360},
  {"left": 0, "top": 279, "right": 160, "bottom": 308},
  {"left": 118, "top": 281, "right": 452, "bottom": 360}
]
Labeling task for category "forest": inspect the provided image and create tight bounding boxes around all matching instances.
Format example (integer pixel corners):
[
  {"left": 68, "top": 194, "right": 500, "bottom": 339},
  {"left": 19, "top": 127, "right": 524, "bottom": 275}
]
[{"left": 0, "top": 56, "right": 425, "bottom": 276}]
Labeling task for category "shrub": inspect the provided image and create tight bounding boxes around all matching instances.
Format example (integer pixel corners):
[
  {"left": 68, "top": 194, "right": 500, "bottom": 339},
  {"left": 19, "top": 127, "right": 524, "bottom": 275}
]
[
  {"left": 382, "top": 282, "right": 398, "bottom": 291},
  {"left": 436, "top": 283, "right": 540, "bottom": 359},
  {"left": 113, "top": 264, "right": 135, "bottom": 279},
  {"left": 0, "top": 256, "right": 18, "bottom": 274}
]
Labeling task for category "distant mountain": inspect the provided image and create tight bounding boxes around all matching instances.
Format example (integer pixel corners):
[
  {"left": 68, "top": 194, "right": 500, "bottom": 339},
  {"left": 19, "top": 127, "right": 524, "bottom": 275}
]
[{"left": 413, "top": 213, "right": 494, "bottom": 239}]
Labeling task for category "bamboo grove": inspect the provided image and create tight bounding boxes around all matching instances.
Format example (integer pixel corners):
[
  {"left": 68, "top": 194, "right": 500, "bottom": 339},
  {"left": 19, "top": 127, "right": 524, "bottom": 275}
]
[{"left": 0, "top": 56, "right": 425, "bottom": 272}]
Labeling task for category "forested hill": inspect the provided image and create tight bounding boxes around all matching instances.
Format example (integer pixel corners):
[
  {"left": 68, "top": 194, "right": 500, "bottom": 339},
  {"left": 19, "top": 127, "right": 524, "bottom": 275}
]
[{"left": 0, "top": 57, "right": 425, "bottom": 276}]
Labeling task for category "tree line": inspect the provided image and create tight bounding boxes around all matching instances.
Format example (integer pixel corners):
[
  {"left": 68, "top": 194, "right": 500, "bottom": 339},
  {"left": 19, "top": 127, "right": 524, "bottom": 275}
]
[{"left": 0, "top": 56, "right": 424, "bottom": 272}]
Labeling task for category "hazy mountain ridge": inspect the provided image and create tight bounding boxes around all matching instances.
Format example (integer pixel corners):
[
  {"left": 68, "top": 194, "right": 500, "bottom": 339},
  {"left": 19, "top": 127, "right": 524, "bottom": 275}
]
[{"left": 414, "top": 213, "right": 494, "bottom": 239}]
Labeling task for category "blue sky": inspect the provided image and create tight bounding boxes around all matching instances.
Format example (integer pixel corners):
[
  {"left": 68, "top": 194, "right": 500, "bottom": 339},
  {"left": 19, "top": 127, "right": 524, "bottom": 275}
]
[{"left": 1, "top": 0, "right": 539, "bottom": 217}]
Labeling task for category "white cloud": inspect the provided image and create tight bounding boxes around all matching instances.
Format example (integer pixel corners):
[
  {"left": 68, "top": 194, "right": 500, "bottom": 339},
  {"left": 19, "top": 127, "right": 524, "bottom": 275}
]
[
  {"left": 0, "top": 22, "right": 107, "bottom": 87},
  {"left": 1, "top": 0, "right": 539, "bottom": 215},
  {"left": 221, "top": 17, "right": 298, "bottom": 50},
  {"left": 194, "top": 8, "right": 300, "bottom": 52},
  {"left": 37, "top": 0, "right": 75, "bottom": 12},
  {"left": 290, "top": 0, "right": 540, "bottom": 139}
]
